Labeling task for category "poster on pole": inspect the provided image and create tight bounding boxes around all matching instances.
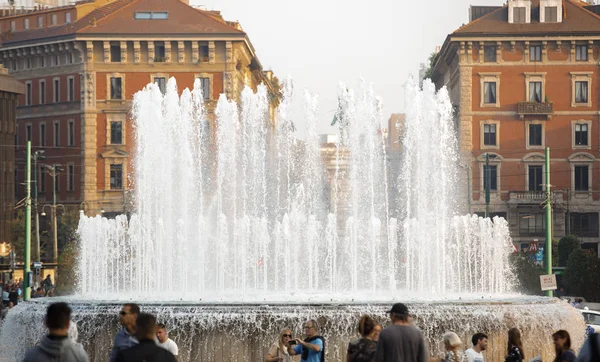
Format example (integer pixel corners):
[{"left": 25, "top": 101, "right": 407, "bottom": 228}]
[{"left": 540, "top": 274, "right": 557, "bottom": 291}]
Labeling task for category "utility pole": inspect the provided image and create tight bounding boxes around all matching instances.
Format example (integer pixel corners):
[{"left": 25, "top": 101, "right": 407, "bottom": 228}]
[
  {"left": 485, "top": 153, "right": 490, "bottom": 218},
  {"left": 33, "top": 150, "right": 45, "bottom": 288},
  {"left": 544, "top": 147, "right": 553, "bottom": 297},
  {"left": 24, "top": 141, "right": 31, "bottom": 301},
  {"left": 45, "top": 164, "right": 63, "bottom": 282}
]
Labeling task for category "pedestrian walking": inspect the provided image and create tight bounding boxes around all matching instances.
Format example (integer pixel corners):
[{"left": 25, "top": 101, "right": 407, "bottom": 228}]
[
  {"left": 505, "top": 328, "right": 524, "bottom": 362},
  {"left": 465, "top": 333, "right": 487, "bottom": 362},
  {"left": 115, "top": 313, "right": 176, "bottom": 362},
  {"left": 576, "top": 332, "right": 600, "bottom": 362},
  {"left": 22, "top": 302, "right": 89, "bottom": 362},
  {"left": 552, "top": 330, "right": 576, "bottom": 362},
  {"left": 156, "top": 323, "right": 178, "bottom": 357},
  {"left": 375, "top": 303, "right": 427, "bottom": 362},
  {"left": 1, "top": 286, "right": 8, "bottom": 306},
  {"left": 288, "top": 319, "right": 324, "bottom": 362},
  {"left": 42, "top": 274, "right": 53, "bottom": 296},
  {"left": 109, "top": 303, "right": 140, "bottom": 362},
  {"left": 441, "top": 332, "right": 464, "bottom": 362},
  {"left": 346, "top": 315, "right": 382, "bottom": 362},
  {"left": 267, "top": 328, "right": 296, "bottom": 362},
  {"left": 8, "top": 286, "right": 18, "bottom": 306}
]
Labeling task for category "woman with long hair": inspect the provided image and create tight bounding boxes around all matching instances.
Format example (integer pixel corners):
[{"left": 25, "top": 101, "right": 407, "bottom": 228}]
[
  {"left": 552, "top": 330, "right": 576, "bottom": 362},
  {"left": 346, "top": 315, "right": 382, "bottom": 362},
  {"left": 505, "top": 328, "right": 524, "bottom": 362},
  {"left": 266, "top": 328, "right": 296, "bottom": 362},
  {"left": 442, "top": 332, "right": 464, "bottom": 362}
]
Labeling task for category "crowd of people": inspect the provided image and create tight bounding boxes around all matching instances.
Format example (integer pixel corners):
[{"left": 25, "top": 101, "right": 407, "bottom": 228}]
[{"left": 18, "top": 301, "right": 600, "bottom": 362}]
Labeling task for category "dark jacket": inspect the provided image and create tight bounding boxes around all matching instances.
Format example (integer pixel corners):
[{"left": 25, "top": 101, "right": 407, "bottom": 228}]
[
  {"left": 23, "top": 334, "right": 89, "bottom": 362},
  {"left": 115, "top": 338, "right": 176, "bottom": 362},
  {"left": 505, "top": 345, "right": 523, "bottom": 362}
]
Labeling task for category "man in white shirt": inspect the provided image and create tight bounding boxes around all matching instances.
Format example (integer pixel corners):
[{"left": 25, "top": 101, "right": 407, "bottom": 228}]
[
  {"left": 465, "top": 332, "right": 487, "bottom": 362},
  {"left": 156, "top": 323, "right": 178, "bottom": 359}
]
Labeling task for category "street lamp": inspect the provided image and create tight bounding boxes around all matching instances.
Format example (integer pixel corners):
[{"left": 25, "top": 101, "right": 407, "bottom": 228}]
[
  {"left": 41, "top": 202, "right": 65, "bottom": 279},
  {"left": 33, "top": 150, "right": 45, "bottom": 267}
]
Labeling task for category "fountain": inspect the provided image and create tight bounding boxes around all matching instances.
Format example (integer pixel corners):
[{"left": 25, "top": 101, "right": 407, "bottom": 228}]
[{"left": 0, "top": 78, "right": 585, "bottom": 361}]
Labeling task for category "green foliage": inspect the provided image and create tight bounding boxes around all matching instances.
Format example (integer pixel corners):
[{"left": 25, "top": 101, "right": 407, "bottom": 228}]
[
  {"left": 552, "top": 239, "right": 559, "bottom": 267},
  {"left": 558, "top": 234, "right": 580, "bottom": 267},
  {"left": 55, "top": 210, "right": 80, "bottom": 295},
  {"left": 423, "top": 52, "right": 437, "bottom": 80},
  {"left": 510, "top": 253, "right": 545, "bottom": 295},
  {"left": 563, "top": 248, "right": 600, "bottom": 301}
]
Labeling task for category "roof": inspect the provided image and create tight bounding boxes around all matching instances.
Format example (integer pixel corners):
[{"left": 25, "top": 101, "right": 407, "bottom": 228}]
[
  {"left": 77, "top": 0, "right": 245, "bottom": 36},
  {"left": 453, "top": 0, "right": 600, "bottom": 37},
  {"left": 1, "top": 0, "right": 244, "bottom": 46}
]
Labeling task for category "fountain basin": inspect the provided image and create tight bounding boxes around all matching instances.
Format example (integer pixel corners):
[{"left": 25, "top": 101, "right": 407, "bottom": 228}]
[{"left": 0, "top": 296, "right": 585, "bottom": 362}]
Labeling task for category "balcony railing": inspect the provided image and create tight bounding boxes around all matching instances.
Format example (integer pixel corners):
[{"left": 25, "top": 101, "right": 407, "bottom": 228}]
[
  {"left": 569, "top": 227, "right": 599, "bottom": 238},
  {"left": 519, "top": 227, "right": 546, "bottom": 237},
  {"left": 517, "top": 102, "right": 553, "bottom": 119},
  {"left": 510, "top": 191, "right": 546, "bottom": 200}
]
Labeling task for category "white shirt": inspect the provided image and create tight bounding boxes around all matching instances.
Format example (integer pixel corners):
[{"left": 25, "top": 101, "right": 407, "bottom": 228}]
[
  {"left": 465, "top": 348, "right": 484, "bottom": 362},
  {"left": 158, "top": 338, "right": 178, "bottom": 356}
]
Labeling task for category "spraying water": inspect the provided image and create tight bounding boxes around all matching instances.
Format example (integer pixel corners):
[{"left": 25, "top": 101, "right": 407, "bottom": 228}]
[{"left": 76, "top": 77, "right": 514, "bottom": 301}]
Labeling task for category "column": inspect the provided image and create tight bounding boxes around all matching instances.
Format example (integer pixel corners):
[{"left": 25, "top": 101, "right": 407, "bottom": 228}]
[
  {"left": 85, "top": 41, "right": 93, "bottom": 63},
  {"left": 103, "top": 41, "right": 110, "bottom": 63},
  {"left": 191, "top": 41, "right": 199, "bottom": 63},
  {"left": 165, "top": 41, "right": 171, "bottom": 63},
  {"left": 209, "top": 41, "right": 216, "bottom": 64},
  {"left": 81, "top": 113, "right": 98, "bottom": 212},
  {"left": 478, "top": 42, "right": 484, "bottom": 64},
  {"left": 178, "top": 41, "right": 185, "bottom": 63},
  {"left": 133, "top": 41, "right": 141, "bottom": 64},
  {"left": 120, "top": 41, "right": 127, "bottom": 63},
  {"left": 148, "top": 41, "right": 155, "bottom": 64}
]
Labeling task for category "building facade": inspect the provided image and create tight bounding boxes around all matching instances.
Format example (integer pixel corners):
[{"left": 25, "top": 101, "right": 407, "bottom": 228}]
[
  {"left": 0, "top": 64, "right": 24, "bottom": 245},
  {"left": 0, "top": 0, "right": 279, "bottom": 223},
  {"left": 431, "top": 0, "right": 600, "bottom": 253}
]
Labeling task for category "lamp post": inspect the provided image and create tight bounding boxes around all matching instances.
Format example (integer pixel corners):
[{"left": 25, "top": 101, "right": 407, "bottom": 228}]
[{"left": 41, "top": 163, "right": 64, "bottom": 283}]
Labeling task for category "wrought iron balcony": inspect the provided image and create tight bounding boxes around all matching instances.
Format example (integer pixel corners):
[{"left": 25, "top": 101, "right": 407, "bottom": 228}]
[{"left": 517, "top": 102, "right": 553, "bottom": 119}]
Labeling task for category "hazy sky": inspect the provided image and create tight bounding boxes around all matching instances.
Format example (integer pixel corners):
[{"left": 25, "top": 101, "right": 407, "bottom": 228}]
[{"left": 191, "top": 0, "right": 500, "bottom": 135}]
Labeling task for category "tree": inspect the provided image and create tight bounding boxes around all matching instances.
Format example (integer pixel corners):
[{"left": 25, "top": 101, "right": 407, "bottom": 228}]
[
  {"left": 564, "top": 248, "right": 600, "bottom": 301},
  {"left": 423, "top": 52, "right": 437, "bottom": 80},
  {"left": 558, "top": 234, "right": 580, "bottom": 267},
  {"left": 510, "top": 252, "right": 545, "bottom": 295},
  {"left": 54, "top": 210, "right": 80, "bottom": 295}
]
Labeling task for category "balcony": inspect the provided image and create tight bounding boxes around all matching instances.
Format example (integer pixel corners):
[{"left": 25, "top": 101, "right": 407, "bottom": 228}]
[
  {"left": 517, "top": 102, "right": 553, "bottom": 119},
  {"left": 509, "top": 191, "right": 564, "bottom": 204}
]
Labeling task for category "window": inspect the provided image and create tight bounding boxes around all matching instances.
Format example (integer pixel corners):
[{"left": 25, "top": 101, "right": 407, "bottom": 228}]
[
  {"left": 53, "top": 55, "right": 59, "bottom": 66},
  {"left": 529, "top": 165, "right": 543, "bottom": 191},
  {"left": 483, "top": 82, "right": 497, "bottom": 104},
  {"left": 570, "top": 213, "right": 599, "bottom": 237},
  {"left": 529, "top": 82, "right": 542, "bottom": 102},
  {"left": 134, "top": 11, "right": 168, "bottom": 19},
  {"left": 529, "top": 124, "right": 542, "bottom": 146},
  {"left": 10, "top": 21, "right": 15, "bottom": 32},
  {"left": 26, "top": 82, "right": 31, "bottom": 106},
  {"left": 68, "top": 120, "right": 75, "bottom": 146},
  {"left": 40, "top": 123, "right": 46, "bottom": 147},
  {"left": 513, "top": 7, "right": 526, "bottom": 23},
  {"left": 40, "top": 56, "right": 45, "bottom": 68},
  {"left": 110, "top": 77, "right": 122, "bottom": 99},
  {"left": 53, "top": 79, "right": 60, "bottom": 103},
  {"left": 575, "top": 123, "right": 589, "bottom": 146},
  {"left": 483, "top": 165, "right": 498, "bottom": 191},
  {"left": 576, "top": 45, "right": 588, "bottom": 61},
  {"left": 154, "top": 77, "right": 166, "bottom": 94},
  {"left": 39, "top": 166, "right": 45, "bottom": 192},
  {"left": 110, "top": 45, "right": 121, "bottom": 63},
  {"left": 68, "top": 53, "right": 74, "bottom": 64},
  {"left": 67, "top": 164, "right": 74, "bottom": 191},
  {"left": 37, "top": 16, "right": 43, "bottom": 28},
  {"left": 54, "top": 122, "right": 60, "bottom": 146},
  {"left": 199, "top": 77, "right": 210, "bottom": 100},
  {"left": 520, "top": 213, "right": 545, "bottom": 236},
  {"left": 26, "top": 58, "right": 31, "bottom": 69},
  {"left": 545, "top": 6, "right": 558, "bottom": 22},
  {"left": 26, "top": 124, "right": 32, "bottom": 142},
  {"left": 24, "top": 18, "right": 29, "bottom": 30},
  {"left": 110, "top": 164, "right": 123, "bottom": 189},
  {"left": 65, "top": 13, "right": 71, "bottom": 24},
  {"left": 530, "top": 45, "right": 542, "bottom": 61},
  {"left": 575, "top": 165, "right": 589, "bottom": 191},
  {"left": 155, "top": 43, "right": 166, "bottom": 62},
  {"left": 110, "top": 121, "right": 123, "bottom": 144},
  {"left": 483, "top": 124, "right": 496, "bottom": 146},
  {"left": 51, "top": 14, "right": 57, "bottom": 26},
  {"left": 200, "top": 45, "right": 209, "bottom": 61},
  {"left": 68, "top": 77, "right": 74, "bottom": 101},
  {"left": 484, "top": 45, "right": 497, "bottom": 62},
  {"left": 575, "top": 81, "right": 588, "bottom": 104}
]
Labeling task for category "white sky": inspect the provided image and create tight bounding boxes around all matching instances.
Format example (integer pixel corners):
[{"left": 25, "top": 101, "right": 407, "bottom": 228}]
[{"left": 191, "top": 0, "right": 501, "bottom": 135}]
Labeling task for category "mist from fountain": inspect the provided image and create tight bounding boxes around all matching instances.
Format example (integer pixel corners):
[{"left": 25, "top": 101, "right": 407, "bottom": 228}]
[{"left": 75, "top": 77, "right": 514, "bottom": 301}]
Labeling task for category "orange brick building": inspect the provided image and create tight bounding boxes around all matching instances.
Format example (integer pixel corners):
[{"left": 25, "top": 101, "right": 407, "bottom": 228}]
[
  {"left": 432, "top": 0, "right": 600, "bottom": 253},
  {"left": 0, "top": 0, "right": 279, "bottom": 224}
]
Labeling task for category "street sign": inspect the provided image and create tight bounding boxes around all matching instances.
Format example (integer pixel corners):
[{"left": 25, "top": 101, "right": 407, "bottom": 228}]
[
  {"left": 540, "top": 274, "right": 557, "bottom": 291},
  {"left": 33, "top": 262, "right": 42, "bottom": 269}
]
